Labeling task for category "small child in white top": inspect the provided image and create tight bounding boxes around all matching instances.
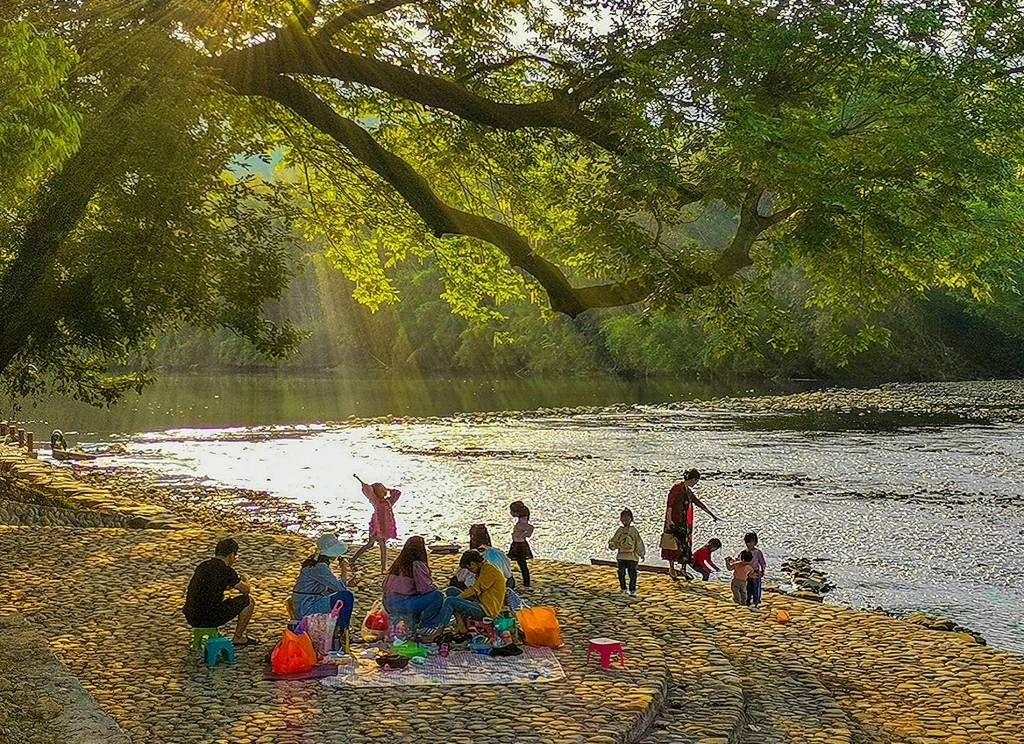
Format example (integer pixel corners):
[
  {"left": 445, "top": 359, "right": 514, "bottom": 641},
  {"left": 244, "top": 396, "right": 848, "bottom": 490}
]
[{"left": 608, "top": 508, "right": 645, "bottom": 595}]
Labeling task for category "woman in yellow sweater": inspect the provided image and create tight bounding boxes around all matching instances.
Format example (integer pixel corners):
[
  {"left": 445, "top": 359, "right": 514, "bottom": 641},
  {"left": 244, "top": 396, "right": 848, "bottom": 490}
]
[{"left": 446, "top": 550, "right": 506, "bottom": 624}]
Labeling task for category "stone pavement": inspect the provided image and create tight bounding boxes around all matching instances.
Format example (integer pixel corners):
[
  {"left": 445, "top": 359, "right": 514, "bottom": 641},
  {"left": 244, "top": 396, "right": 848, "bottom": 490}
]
[
  {"left": 1, "top": 523, "right": 1022, "bottom": 743},
  {"left": 1, "top": 446, "right": 1022, "bottom": 743}
]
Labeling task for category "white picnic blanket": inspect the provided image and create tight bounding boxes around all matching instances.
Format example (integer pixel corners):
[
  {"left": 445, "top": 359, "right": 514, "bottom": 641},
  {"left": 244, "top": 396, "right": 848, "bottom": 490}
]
[{"left": 321, "top": 646, "right": 564, "bottom": 688}]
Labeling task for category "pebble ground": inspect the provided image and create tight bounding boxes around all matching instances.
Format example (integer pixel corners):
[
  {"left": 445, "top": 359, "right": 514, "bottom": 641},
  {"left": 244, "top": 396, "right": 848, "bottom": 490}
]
[{"left": 1, "top": 447, "right": 1022, "bottom": 743}]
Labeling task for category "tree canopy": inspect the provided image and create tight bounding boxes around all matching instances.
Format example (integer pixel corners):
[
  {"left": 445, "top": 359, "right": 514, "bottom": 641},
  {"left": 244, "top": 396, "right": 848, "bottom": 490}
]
[{"left": 3, "top": 1, "right": 1024, "bottom": 400}]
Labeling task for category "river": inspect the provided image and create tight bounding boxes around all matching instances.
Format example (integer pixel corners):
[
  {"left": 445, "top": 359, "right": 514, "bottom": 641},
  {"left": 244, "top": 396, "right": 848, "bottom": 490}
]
[{"left": 8, "top": 374, "right": 1023, "bottom": 653}]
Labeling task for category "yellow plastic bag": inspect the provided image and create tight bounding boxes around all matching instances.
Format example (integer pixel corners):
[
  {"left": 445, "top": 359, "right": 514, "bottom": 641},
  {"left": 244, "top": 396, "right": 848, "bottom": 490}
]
[{"left": 516, "top": 606, "right": 561, "bottom": 648}]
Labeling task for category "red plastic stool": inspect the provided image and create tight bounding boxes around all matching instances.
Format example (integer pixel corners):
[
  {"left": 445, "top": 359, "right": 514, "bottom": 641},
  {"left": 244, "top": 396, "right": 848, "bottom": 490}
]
[{"left": 587, "top": 638, "right": 625, "bottom": 668}]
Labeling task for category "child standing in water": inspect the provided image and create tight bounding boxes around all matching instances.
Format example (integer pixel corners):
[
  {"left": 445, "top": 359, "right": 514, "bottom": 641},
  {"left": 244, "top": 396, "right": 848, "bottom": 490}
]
[
  {"left": 744, "top": 532, "right": 766, "bottom": 608},
  {"left": 725, "top": 549, "right": 753, "bottom": 605},
  {"left": 508, "top": 501, "right": 534, "bottom": 589},
  {"left": 608, "top": 508, "right": 645, "bottom": 596},
  {"left": 351, "top": 474, "right": 400, "bottom": 573}
]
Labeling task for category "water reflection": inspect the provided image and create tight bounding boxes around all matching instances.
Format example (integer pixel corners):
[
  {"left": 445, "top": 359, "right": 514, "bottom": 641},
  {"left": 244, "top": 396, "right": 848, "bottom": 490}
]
[
  {"left": 9, "top": 375, "right": 1022, "bottom": 654},
  {"left": 4, "top": 374, "right": 801, "bottom": 439}
]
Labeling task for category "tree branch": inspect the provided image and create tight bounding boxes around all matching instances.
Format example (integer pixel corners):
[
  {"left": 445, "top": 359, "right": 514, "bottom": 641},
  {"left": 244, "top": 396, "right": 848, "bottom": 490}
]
[
  {"left": 713, "top": 186, "right": 799, "bottom": 277},
  {"left": 762, "top": 204, "right": 799, "bottom": 228},
  {"left": 316, "top": 0, "right": 420, "bottom": 40},
  {"left": 212, "top": 37, "right": 630, "bottom": 158},
  {"left": 254, "top": 74, "right": 648, "bottom": 315},
  {"left": 293, "top": 0, "right": 323, "bottom": 30},
  {"left": 458, "top": 54, "right": 574, "bottom": 83}
]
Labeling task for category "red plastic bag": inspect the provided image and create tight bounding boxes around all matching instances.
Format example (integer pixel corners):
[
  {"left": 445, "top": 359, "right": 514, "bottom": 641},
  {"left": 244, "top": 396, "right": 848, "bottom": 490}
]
[
  {"left": 271, "top": 628, "right": 316, "bottom": 674},
  {"left": 361, "top": 601, "right": 389, "bottom": 641}
]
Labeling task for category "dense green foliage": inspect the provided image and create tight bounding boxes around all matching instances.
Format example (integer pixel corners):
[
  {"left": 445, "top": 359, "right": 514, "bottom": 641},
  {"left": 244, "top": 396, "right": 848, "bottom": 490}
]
[
  {"left": 150, "top": 248, "right": 1024, "bottom": 383},
  {"left": 3, "top": 2, "right": 1024, "bottom": 402},
  {"left": 0, "top": 20, "right": 80, "bottom": 204}
]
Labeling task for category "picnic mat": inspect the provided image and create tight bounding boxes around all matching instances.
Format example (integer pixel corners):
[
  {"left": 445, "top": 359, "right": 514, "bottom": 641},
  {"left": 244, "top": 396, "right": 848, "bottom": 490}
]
[
  {"left": 321, "top": 646, "right": 564, "bottom": 688},
  {"left": 263, "top": 663, "right": 340, "bottom": 681}
]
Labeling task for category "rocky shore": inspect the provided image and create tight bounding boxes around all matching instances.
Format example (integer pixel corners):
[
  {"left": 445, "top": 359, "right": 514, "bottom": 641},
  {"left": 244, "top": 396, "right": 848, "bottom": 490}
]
[
  {"left": 1, "top": 443, "right": 1021, "bottom": 743},
  {"left": 690, "top": 379, "right": 1024, "bottom": 423}
]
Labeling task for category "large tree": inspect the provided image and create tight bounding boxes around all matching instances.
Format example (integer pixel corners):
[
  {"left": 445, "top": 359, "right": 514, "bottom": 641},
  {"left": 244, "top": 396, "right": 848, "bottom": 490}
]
[{"left": 4, "top": 0, "right": 1024, "bottom": 398}]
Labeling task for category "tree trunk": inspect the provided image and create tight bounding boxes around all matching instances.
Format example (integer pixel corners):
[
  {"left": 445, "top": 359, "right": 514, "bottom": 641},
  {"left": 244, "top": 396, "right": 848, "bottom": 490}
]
[{"left": 0, "top": 93, "right": 146, "bottom": 373}]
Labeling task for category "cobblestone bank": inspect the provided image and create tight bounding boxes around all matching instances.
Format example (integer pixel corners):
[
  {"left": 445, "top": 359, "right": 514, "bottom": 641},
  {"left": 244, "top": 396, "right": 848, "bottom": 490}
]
[
  {"left": 1, "top": 445, "right": 186, "bottom": 529},
  {"left": 0, "top": 448, "right": 1021, "bottom": 743}
]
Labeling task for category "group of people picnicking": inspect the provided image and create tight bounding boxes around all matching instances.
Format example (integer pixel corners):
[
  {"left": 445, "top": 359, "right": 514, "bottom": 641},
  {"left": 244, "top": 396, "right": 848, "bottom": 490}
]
[{"left": 182, "top": 468, "right": 765, "bottom": 649}]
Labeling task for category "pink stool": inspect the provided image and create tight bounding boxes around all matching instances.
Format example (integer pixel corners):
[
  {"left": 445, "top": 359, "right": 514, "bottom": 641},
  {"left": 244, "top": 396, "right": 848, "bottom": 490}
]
[{"left": 587, "top": 638, "right": 625, "bottom": 668}]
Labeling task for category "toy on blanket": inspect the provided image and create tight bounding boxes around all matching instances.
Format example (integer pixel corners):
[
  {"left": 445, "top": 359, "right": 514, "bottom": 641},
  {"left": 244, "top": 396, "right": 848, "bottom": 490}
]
[
  {"left": 466, "top": 618, "right": 496, "bottom": 644},
  {"left": 390, "top": 639, "right": 430, "bottom": 658}
]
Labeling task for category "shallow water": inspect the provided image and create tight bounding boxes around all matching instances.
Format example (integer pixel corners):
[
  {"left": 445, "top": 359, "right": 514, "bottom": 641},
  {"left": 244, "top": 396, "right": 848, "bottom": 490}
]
[{"left": 14, "top": 376, "right": 1024, "bottom": 653}]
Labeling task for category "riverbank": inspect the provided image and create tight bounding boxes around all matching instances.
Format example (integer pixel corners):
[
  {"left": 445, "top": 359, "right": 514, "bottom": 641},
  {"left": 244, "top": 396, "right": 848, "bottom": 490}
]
[{"left": 1, "top": 445, "right": 1021, "bottom": 743}]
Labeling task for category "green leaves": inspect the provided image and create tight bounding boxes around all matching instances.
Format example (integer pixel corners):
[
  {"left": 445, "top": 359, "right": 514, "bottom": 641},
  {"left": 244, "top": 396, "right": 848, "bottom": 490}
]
[
  {"left": 7, "top": 0, "right": 1024, "bottom": 401},
  {"left": 0, "top": 21, "right": 80, "bottom": 204}
]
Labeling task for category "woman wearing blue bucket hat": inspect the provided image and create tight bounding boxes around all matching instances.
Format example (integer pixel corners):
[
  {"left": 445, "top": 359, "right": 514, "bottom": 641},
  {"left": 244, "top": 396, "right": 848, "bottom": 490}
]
[{"left": 291, "top": 534, "right": 358, "bottom": 629}]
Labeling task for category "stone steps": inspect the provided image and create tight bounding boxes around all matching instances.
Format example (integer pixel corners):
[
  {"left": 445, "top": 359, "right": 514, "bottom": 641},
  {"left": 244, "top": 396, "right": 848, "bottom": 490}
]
[
  {"left": 0, "top": 498, "right": 129, "bottom": 528},
  {"left": 638, "top": 637, "right": 745, "bottom": 744},
  {"left": 730, "top": 654, "right": 854, "bottom": 744},
  {"left": 0, "top": 446, "right": 187, "bottom": 529}
]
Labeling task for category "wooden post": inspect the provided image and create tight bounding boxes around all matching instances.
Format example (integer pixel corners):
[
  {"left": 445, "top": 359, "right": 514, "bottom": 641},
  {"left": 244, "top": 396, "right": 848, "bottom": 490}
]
[
  {"left": 0, "top": 422, "right": 7, "bottom": 437},
  {"left": 17, "top": 428, "right": 26, "bottom": 448},
  {"left": 25, "top": 432, "right": 34, "bottom": 453}
]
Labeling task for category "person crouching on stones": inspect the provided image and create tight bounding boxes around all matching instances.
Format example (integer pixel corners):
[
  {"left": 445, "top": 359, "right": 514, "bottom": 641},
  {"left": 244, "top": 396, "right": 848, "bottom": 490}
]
[
  {"left": 183, "top": 537, "right": 258, "bottom": 647},
  {"left": 690, "top": 538, "right": 722, "bottom": 581},
  {"left": 446, "top": 550, "right": 506, "bottom": 633},
  {"left": 291, "top": 534, "right": 358, "bottom": 631},
  {"left": 725, "top": 549, "right": 753, "bottom": 606}
]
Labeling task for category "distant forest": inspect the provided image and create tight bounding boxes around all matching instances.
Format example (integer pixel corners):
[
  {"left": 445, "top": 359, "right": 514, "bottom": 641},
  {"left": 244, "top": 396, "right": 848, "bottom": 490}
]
[{"left": 148, "top": 240, "right": 1024, "bottom": 383}]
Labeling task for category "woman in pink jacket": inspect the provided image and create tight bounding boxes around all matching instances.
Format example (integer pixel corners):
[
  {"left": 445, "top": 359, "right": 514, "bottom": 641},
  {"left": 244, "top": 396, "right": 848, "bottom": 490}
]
[{"left": 381, "top": 536, "right": 452, "bottom": 631}]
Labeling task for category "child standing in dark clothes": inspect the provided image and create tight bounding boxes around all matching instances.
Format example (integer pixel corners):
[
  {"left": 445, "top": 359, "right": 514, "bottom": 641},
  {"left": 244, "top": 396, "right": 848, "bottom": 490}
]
[
  {"left": 744, "top": 532, "right": 766, "bottom": 607},
  {"left": 508, "top": 500, "right": 534, "bottom": 588}
]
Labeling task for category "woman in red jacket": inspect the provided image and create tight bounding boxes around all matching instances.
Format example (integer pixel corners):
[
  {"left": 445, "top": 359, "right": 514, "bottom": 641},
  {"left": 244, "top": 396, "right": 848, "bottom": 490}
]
[{"left": 662, "top": 469, "right": 718, "bottom": 580}]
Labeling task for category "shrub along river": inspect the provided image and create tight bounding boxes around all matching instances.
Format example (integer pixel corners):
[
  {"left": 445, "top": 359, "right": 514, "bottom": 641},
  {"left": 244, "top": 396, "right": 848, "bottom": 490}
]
[{"left": 11, "top": 375, "right": 1024, "bottom": 653}]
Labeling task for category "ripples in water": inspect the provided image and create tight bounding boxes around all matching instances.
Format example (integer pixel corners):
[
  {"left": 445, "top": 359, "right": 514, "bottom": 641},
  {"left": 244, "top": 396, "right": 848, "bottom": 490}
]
[{"left": 62, "top": 403, "right": 1024, "bottom": 654}]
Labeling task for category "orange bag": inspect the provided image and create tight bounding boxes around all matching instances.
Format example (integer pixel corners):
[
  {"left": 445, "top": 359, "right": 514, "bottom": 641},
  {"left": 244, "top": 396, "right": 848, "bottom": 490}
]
[
  {"left": 270, "top": 628, "right": 317, "bottom": 674},
  {"left": 516, "top": 606, "right": 561, "bottom": 648}
]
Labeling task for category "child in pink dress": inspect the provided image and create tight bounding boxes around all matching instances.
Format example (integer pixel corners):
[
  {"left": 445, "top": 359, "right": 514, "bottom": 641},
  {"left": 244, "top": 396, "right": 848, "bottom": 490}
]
[{"left": 351, "top": 474, "right": 401, "bottom": 572}]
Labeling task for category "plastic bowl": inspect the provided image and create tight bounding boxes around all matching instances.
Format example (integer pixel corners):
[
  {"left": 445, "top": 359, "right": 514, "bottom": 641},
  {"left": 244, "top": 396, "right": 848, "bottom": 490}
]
[{"left": 375, "top": 654, "right": 410, "bottom": 669}]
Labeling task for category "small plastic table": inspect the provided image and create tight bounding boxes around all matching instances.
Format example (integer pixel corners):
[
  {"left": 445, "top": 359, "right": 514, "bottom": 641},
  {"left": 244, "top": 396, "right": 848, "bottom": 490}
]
[{"left": 587, "top": 638, "right": 625, "bottom": 668}]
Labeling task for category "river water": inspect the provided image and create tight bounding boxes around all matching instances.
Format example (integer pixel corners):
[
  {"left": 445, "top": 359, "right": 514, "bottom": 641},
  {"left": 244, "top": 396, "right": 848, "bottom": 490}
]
[{"left": 10, "top": 375, "right": 1024, "bottom": 653}]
